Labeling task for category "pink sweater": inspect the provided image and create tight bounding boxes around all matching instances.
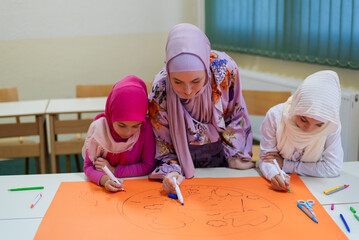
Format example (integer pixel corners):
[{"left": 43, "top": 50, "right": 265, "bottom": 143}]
[{"left": 83, "top": 118, "right": 155, "bottom": 185}]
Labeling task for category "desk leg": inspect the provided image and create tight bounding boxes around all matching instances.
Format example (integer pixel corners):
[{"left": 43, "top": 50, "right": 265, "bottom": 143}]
[
  {"left": 37, "top": 115, "right": 47, "bottom": 174},
  {"left": 49, "top": 114, "right": 57, "bottom": 173}
]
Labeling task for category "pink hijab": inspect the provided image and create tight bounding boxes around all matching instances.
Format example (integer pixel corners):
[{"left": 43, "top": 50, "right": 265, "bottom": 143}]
[
  {"left": 94, "top": 75, "right": 148, "bottom": 142},
  {"left": 165, "top": 23, "right": 212, "bottom": 178},
  {"left": 83, "top": 75, "right": 149, "bottom": 162}
]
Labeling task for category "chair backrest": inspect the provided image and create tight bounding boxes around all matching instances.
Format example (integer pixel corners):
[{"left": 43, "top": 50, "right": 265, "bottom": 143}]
[
  {"left": 243, "top": 90, "right": 292, "bottom": 116},
  {"left": 145, "top": 81, "right": 152, "bottom": 96},
  {"left": 0, "top": 87, "right": 19, "bottom": 102},
  {"left": 243, "top": 90, "right": 292, "bottom": 162},
  {"left": 76, "top": 84, "right": 114, "bottom": 98}
]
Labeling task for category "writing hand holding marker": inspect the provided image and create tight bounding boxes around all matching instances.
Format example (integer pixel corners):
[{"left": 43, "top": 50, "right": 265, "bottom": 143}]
[
  {"left": 272, "top": 159, "right": 291, "bottom": 192},
  {"left": 172, "top": 177, "right": 184, "bottom": 205},
  {"left": 163, "top": 171, "right": 184, "bottom": 193},
  {"left": 101, "top": 166, "right": 124, "bottom": 192}
]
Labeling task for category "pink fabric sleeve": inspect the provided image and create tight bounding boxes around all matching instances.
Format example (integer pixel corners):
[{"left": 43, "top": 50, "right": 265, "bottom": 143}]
[
  {"left": 83, "top": 150, "right": 106, "bottom": 185},
  {"left": 113, "top": 119, "right": 156, "bottom": 177}
]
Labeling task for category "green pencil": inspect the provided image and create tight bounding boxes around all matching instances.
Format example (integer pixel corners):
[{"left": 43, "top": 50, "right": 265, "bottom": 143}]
[{"left": 8, "top": 186, "right": 44, "bottom": 191}]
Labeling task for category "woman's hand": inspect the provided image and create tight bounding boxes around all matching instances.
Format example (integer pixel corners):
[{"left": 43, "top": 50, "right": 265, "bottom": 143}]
[
  {"left": 100, "top": 175, "right": 124, "bottom": 192},
  {"left": 270, "top": 174, "right": 290, "bottom": 191},
  {"left": 262, "top": 152, "right": 284, "bottom": 168},
  {"left": 163, "top": 171, "right": 184, "bottom": 193},
  {"left": 229, "top": 158, "right": 255, "bottom": 169},
  {"left": 95, "top": 157, "right": 115, "bottom": 173}
]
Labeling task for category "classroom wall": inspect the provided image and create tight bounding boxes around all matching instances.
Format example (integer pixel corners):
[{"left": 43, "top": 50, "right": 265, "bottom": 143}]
[
  {"left": 0, "top": 0, "right": 203, "bottom": 100},
  {"left": 231, "top": 53, "right": 359, "bottom": 92},
  {"left": 1, "top": 0, "right": 358, "bottom": 102}
]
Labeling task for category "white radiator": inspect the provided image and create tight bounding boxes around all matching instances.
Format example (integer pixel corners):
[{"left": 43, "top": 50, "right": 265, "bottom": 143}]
[{"left": 240, "top": 69, "right": 359, "bottom": 162}]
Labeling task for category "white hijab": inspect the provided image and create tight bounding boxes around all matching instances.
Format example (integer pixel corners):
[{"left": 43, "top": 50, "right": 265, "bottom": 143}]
[{"left": 276, "top": 70, "right": 341, "bottom": 162}]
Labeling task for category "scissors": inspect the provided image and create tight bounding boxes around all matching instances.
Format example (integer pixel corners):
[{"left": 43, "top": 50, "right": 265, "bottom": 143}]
[{"left": 297, "top": 199, "right": 316, "bottom": 217}]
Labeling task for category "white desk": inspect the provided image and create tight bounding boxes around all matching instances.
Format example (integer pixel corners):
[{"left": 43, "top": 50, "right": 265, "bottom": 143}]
[
  {"left": 0, "top": 100, "right": 49, "bottom": 174},
  {"left": 0, "top": 162, "right": 358, "bottom": 239},
  {"left": 46, "top": 97, "right": 106, "bottom": 115},
  {"left": 301, "top": 161, "right": 359, "bottom": 205},
  {"left": 46, "top": 97, "right": 106, "bottom": 173},
  {"left": 0, "top": 100, "right": 48, "bottom": 118}
]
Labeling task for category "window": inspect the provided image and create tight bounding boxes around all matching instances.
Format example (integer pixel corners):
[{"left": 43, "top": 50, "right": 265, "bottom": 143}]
[{"left": 205, "top": 0, "right": 359, "bottom": 69}]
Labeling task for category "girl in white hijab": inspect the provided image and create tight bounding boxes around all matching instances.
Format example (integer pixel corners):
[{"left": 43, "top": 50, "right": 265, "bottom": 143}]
[{"left": 258, "top": 70, "right": 343, "bottom": 191}]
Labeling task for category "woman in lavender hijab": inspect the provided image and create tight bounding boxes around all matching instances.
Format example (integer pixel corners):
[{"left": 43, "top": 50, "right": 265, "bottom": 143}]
[{"left": 148, "top": 23, "right": 254, "bottom": 193}]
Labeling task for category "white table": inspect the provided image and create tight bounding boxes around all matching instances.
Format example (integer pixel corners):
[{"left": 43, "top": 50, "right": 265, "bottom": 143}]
[
  {"left": 301, "top": 161, "right": 359, "bottom": 205},
  {"left": 46, "top": 97, "right": 106, "bottom": 115},
  {"left": 46, "top": 97, "right": 106, "bottom": 173},
  {"left": 0, "top": 100, "right": 49, "bottom": 173},
  {"left": 0, "top": 100, "right": 49, "bottom": 118},
  {"left": 0, "top": 162, "right": 358, "bottom": 239}
]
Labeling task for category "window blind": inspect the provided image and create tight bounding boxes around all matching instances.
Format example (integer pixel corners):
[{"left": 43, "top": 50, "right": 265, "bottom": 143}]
[{"left": 205, "top": 0, "right": 359, "bottom": 69}]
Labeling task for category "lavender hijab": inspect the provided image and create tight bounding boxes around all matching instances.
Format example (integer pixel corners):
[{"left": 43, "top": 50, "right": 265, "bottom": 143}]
[{"left": 166, "top": 23, "right": 212, "bottom": 178}]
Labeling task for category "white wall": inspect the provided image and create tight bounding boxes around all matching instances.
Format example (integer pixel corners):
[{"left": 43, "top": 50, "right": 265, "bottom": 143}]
[{"left": 0, "top": 0, "right": 203, "bottom": 100}]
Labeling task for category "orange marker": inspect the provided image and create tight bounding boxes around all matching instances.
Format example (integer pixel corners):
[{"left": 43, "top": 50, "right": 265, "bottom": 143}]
[{"left": 30, "top": 193, "right": 42, "bottom": 208}]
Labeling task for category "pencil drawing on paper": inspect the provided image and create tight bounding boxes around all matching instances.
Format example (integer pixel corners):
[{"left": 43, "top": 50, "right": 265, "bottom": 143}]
[{"left": 118, "top": 185, "right": 283, "bottom": 236}]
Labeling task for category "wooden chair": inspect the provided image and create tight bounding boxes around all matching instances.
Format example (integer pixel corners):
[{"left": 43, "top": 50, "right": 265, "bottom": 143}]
[
  {"left": 76, "top": 84, "right": 113, "bottom": 98},
  {"left": 0, "top": 87, "right": 19, "bottom": 103},
  {"left": 242, "top": 90, "right": 292, "bottom": 162},
  {"left": 54, "top": 85, "right": 113, "bottom": 173},
  {"left": 0, "top": 87, "right": 41, "bottom": 174},
  {"left": 145, "top": 81, "right": 152, "bottom": 95}
]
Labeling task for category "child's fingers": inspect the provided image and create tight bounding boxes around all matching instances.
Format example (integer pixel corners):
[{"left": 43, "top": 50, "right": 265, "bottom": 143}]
[
  {"left": 284, "top": 176, "right": 291, "bottom": 188},
  {"left": 262, "top": 158, "right": 274, "bottom": 163},
  {"left": 270, "top": 176, "right": 281, "bottom": 190},
  {"left": 105, "top": 181, "right": 118, "bottom": 192},
  {"left": 271, "top": 175, "right": 288, "bottom": 191},
  {"left": 96, "top": 157, "right": 106, "bottom": 162},
  {"left": 106, "top": 180, "right": 123, "bottom": 192},
  {"left": 94, "top": 163, "right": 105, "bottom": 172}
]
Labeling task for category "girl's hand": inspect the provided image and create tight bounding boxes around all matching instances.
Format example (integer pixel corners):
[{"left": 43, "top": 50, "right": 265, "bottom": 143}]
[
  {"left": 270, "top": 174, "right": 290, "bottom": 191},
  {"left": 95, "top": 157, "right": 114, "bottom": 173},
  {"left": 100, "top": 175, "right": 124, "bottom": 192},
  {"left": 163, "top": 172, "right": 184, "bottom": 193},
  {"left": 262, "top": 152, "right": 284, "bottom": 168}
]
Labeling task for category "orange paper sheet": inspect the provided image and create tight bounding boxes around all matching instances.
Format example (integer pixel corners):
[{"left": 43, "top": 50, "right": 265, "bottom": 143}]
[{"left": 34, "top": 174, "right": 346, "bottom": 240}]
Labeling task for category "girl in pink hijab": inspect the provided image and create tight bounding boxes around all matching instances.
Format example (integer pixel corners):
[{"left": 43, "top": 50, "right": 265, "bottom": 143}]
[
  {"left": 82, "top": 75, "right": 155, "bottom": 192},
  {"left": 149, "top": 23, "right": 253, "bottom": 193}
]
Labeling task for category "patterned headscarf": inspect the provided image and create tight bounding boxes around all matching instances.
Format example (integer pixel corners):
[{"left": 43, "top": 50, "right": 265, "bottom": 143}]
[
  {"left": 165, "top": 23, "right": 212, "bottom": 178},
  {"left": 276, "top": 70, "right": 341, "bottom": 162}
]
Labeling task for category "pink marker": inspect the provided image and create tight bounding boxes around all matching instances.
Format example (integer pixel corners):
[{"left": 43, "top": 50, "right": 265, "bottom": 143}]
[
  {"left": 30, "top": 193, "right": 42, "bottom": 208},
  {"left": 331, "top": 204, "right": 334, "bottom": 210}
]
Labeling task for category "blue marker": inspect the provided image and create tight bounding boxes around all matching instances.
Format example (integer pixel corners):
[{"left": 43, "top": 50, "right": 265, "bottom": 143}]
[
  {"left": 297, "top": 203, "right": 318, "bottom": 223},
  {"left": 340, "top": 214, "right": 350, "bottom": 232}
]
